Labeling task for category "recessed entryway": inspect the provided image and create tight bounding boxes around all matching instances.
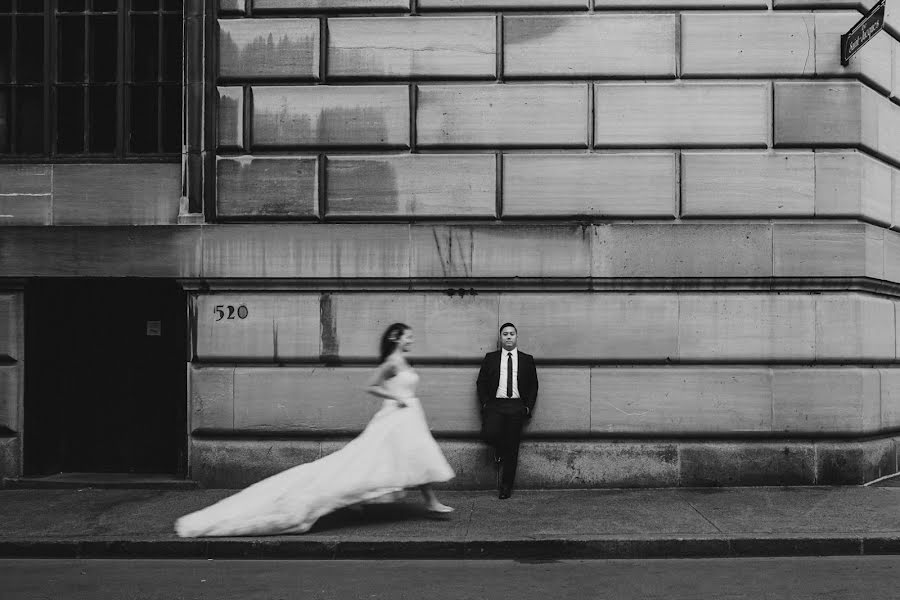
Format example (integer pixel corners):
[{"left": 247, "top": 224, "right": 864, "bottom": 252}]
[{"left": 24, "top": 279, "right": 187, "bottom": 478}]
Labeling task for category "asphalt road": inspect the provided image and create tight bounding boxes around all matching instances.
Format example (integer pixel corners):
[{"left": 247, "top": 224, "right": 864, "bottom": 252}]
[{"left": 3, "top": 556, "right": 900, "bottom": 599}]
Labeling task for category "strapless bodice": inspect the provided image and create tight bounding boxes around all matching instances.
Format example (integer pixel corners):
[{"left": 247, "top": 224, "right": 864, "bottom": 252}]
[{"left": 384, "top": 369, "right": 419, "bottom": 399}]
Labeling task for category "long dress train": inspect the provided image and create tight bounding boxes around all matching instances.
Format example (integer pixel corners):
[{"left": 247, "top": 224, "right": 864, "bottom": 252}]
[{"left": 175, "top": 369, "right": 455, "bottom": 537}]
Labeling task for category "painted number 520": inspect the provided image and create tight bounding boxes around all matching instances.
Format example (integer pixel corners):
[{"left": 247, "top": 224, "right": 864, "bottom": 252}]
[{"left": 214, "top": 304, "right": 249, "bottom": 321}]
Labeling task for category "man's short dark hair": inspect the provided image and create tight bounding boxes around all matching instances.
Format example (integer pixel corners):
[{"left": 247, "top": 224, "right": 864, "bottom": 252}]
[{"left": 499, "top": 322, "right": 517, "bottom": 333}]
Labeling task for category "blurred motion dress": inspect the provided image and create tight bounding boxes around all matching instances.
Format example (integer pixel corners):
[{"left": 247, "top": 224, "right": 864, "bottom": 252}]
[{"left": 175, "top": 369, "right": 454, "bottom": 537}]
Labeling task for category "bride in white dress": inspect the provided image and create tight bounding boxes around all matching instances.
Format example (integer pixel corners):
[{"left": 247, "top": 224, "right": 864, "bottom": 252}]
[{"left": 175, "top": 323, "right": 455, "bottom": 537}]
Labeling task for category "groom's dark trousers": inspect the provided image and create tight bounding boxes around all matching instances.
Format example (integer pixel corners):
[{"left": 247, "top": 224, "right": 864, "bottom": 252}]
[{"left": 476, "top": 351, "right": 538, "bottom": 490}]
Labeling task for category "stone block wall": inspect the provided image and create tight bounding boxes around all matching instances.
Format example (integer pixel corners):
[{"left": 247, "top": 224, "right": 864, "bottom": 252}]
[
  {"left": 185, "top": 223, "right": 900, "bottom": 487},
  {"left": 212, "top": 3, "right": 900, "bottom": 221},
  {"left": 185, "top": 0, "right": 900, "bottom": 487},
  {"left": 0, "top": 164, "right": 181, "bottom": 226}
]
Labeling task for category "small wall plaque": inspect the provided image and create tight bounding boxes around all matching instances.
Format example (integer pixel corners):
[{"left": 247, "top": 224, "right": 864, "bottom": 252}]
[{"left": 841, "top": 0, "right": 886, "bottom": 66}]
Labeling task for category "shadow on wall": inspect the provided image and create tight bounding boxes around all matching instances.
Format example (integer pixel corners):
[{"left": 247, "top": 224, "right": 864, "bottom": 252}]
[
  {"left": 219, "top": 31, "right": 318, "bottom": 77},
  {"left": 503, "top": 16, "right": 571, "bottom": 46}
]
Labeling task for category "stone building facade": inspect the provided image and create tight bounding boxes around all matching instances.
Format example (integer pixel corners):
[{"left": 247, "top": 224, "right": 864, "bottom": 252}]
[{"left": 2, "top": 0, "right": 900, "bottom": 488}]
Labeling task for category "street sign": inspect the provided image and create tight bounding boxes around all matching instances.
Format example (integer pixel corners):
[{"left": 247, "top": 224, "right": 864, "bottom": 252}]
[{"left": 841, "top": 0, "right": 886, "bottom": 65}]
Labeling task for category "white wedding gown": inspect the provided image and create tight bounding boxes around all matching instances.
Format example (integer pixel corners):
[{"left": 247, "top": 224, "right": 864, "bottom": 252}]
[{"left": 175, "top": 369, "right": 455, "bottom": 537}]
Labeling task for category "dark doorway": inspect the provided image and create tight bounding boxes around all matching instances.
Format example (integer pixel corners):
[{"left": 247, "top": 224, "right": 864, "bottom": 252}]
[{"left": 24, "top": 279, "right": 186, "bottom": 476}]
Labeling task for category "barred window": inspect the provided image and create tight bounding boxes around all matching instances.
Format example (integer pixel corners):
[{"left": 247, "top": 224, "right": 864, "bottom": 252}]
[{"left": 0, "top": 0, "right": 182, "bottom": 159}]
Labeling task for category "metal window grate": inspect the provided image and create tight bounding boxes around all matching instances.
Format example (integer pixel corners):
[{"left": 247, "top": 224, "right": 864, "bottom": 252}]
[{"left": 0, "top": 0, "right": 182, "bottom": 160}]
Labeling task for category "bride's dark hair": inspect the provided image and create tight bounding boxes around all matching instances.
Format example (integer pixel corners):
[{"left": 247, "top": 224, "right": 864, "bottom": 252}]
[{"left": 379, "top": 322, "right": 410, "bottom": 363}]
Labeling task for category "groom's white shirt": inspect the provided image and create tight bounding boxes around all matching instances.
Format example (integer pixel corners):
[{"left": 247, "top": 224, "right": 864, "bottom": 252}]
[{"left": 495, "top": 348, "right": 520, "bottom": 399}]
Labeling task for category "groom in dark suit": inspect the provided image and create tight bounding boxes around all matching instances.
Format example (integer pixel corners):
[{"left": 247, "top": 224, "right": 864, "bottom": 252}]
[{"left": 476, "top": 322, "right": 538, "bottom": 499}]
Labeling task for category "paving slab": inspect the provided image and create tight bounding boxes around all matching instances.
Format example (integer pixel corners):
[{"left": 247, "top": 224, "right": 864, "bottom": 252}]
[
  {"left": 682, "top": 487, "right": 900, "bottom": 534},
  {"left": 2, "top": 487, "right": 900, "bottom": 559},
  {"left": 469, "top": 489, "right": 720, "bottom": 536}
]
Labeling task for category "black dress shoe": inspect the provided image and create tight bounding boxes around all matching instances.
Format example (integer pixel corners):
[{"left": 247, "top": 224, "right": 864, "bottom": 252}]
[{"left": 499, "top": 485, "right": 511, "bottom": 500}]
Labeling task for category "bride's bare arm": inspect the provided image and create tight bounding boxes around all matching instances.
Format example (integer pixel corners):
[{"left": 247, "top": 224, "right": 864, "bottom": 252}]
[{"left": 365, "top": 358, "right": 405, "bottom": 405}]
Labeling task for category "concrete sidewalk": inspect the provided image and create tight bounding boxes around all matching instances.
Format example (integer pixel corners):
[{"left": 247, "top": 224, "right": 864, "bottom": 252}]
[{"left": 3, "top": 486, "right": 900, "bottom": 560}]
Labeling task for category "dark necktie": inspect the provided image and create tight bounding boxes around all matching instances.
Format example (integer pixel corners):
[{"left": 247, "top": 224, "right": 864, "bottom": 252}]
[{"left": 506, "top": 352, "right": 513, "bottom": 398}]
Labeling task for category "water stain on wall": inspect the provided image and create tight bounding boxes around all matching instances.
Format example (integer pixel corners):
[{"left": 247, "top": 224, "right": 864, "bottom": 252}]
[
  {"left": 217, "top": 89, "right": 243, "bottom": 149},
  {"left": 217, "top": 156, "right": 318, "bottom": 218},
  {"left": 314, "top": 106, "right": 395, "bottom": 146},
  {"left": 320, "top": 292, "right": 339, "bottom": 363},
  {"left": 255, "top": 92, "right": 400, "bottom": 147},
  {"left": 432, "top": 226, "right": 475, "bottom": 277},
  {"left": 503, "top": 15, "right": 570, "bottom": 46},
  {"left": 219, "top": 23, "right": 318, "bottom": 79}
]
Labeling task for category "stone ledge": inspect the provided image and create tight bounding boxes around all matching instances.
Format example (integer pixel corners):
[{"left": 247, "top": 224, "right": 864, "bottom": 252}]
[
  {"left": 188, "top": 435, "right": 900, "bottom": 488},
  {"left": 4, "top": 223, "right": 900, "bottom": 282}
]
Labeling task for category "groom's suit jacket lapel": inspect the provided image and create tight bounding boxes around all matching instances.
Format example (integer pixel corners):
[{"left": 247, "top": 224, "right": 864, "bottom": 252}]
[{"left": 486, "top": 350, "right": 536, "bottom": 398}]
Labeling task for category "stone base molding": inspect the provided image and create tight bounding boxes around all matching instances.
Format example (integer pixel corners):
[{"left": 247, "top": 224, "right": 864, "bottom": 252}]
[{"left": 189, "top": 434, "right": 900, "bottom": 489}]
